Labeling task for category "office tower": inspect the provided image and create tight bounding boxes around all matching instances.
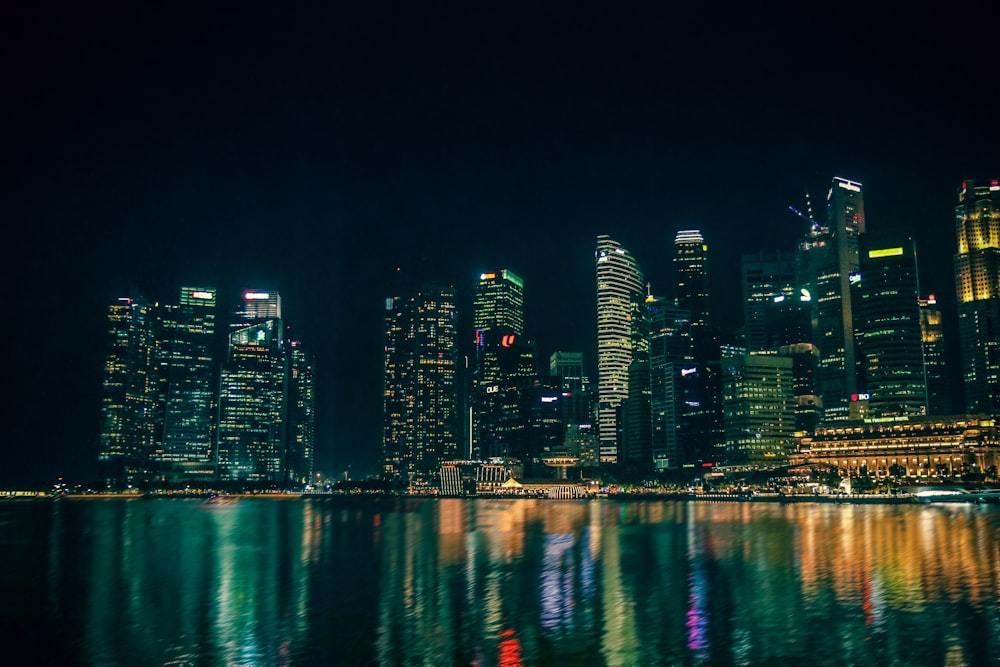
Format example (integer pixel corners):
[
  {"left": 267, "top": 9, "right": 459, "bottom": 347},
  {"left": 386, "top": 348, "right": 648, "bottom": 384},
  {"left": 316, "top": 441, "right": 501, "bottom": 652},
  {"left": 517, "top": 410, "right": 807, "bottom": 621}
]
[
  {"left": 550, "top": 351, "right": 584, "bottom": 391},
  {"left": 473, "top": 270, "right": 524, "bottom": 335},
  {"left": 621, "top": 352, "right": 652, "bottom": 469},
  {"left": 99, "top": 299, "right": 135, "bottom": 479},
  {"left": 919, "top": 295, "right": 950, "bottom": 415},
  {"left": 286, "top": 339, "right": 315, "bottom": 485},
  {"left": 100, "top": 297, "right": 167, "bottom": 485},
  {"left": 647, "top": 296, "right": 694, "bottom": 469},
  {"left": 721, "top": 347, "right": 795, "bottom": 466},
  {"left": 159, "top": 287, "right": 218, "bottom": 477},
  {"left": 232, "top": 290, "right": 281, "bottom": 328},
  {"left": 855, "top": 234, "right": 927, "bottom": 417},
  {"left": 954, "top": 179, "right": 1000, "bottom": 413},
  {"left": 550, "top": 351, "right": 593, "bottom": 429},
  {"left": 674, "top": 230, "right": 710, "bottom": 334},
  {"left": 472, "top": 270, "right": 529, "bottom": 459},
  {"left": 742, "top": 250, "right": 797, "bottom": 353},
  {"left": 217, "top": 318, "right": 287, "bottom": 482},
  {"left": 806, "top": 177, "right": 865, "bottom": 421},
  {"left": 596, "top": 235, "right": 646, "bottom": 463},
  {"left": 383, "top": 283, "right": 459, "bottom": 483}
]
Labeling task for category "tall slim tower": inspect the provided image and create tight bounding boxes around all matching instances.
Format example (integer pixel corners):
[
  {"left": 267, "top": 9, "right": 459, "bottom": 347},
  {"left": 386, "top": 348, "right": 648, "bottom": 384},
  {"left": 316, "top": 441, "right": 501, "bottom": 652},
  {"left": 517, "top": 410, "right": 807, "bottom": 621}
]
[
  {"left": 954, "top": 178, "right": 1000, "bottom": 413},
  {"left": 160, "top": 287, "right": 218, "bottom": 476},
  {"left": 472, "top": 270, "right": 528, "bottom": 458},
  {"left": 811, "top": 177, "right": 865, "bottom": 421},
  {"left": 919, "top": 295, "right": 950, "bottom": 415},
  {"left": 674, "top": 230, "right": 710, "bottom": 352},
  {"left": 286, "top": 339, "right": 316, "bottom": 485},
  {"left": 383, "top": 283, "right": 460, "bottom": 483},
  {"left": 855, "top": 234, "right": 927, "bottom": 417},
  {"left": 596, "top": 235, "right": 645, "bottom": 463}
]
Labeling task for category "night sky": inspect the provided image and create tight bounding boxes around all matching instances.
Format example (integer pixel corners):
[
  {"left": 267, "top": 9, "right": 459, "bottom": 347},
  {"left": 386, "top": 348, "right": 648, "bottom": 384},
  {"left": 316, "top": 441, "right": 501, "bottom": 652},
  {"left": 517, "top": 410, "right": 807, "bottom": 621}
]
[{"left": 4, "top": 2, "right": 998, "bottom": 485}]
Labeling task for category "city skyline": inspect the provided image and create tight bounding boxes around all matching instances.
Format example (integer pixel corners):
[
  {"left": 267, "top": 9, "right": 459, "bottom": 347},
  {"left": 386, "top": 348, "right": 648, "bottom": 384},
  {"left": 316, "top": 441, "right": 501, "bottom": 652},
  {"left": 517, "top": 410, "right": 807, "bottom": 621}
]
[{"left": 5, "top": 3, "right": 998, "bottom": 485}]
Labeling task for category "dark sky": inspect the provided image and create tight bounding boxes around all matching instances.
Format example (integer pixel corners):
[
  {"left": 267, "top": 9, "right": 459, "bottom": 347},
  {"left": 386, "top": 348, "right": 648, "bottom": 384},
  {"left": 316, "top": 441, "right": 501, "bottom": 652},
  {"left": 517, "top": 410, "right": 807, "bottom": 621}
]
[{"left": 3, "top": 2, "right": 998, "bottom": 485}]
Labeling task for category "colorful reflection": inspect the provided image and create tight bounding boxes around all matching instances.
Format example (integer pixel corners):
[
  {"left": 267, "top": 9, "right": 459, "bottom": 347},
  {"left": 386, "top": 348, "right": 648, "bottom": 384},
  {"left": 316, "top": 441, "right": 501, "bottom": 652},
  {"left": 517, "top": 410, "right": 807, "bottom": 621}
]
[{"left": 0, "top": 498, "right": 997, "bottom": 664}]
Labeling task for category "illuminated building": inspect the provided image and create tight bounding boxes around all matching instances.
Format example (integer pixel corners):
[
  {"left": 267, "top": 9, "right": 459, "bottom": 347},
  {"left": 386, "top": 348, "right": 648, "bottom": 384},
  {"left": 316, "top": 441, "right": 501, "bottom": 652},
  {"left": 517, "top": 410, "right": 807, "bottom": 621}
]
[
  {"left": 217, "top": 318, "right": 287, "bottom": 482},
  {"left": 674, "top": 230, "right": 710, "bottom": 344},
  {"left": 473, "top": 269, "right": 524, "bottom": 335},
  {"left": 741, "top": 250, "right": 798, "bottom": 353},
  {"left": 793, "top": 415, "right": 1000, "bottom": 478},
  {"left": 646, "top": 295, "right": 694, "bottom": 469},
  {"left": 472, "top": 270, "right": 531, "bottom": 459},
  {"left": 596, "top": 235, "right": 645, "bottom": 463},
  {"left": 159, "top": 286, "right": 218, "bottom": 478},
  {"left": 954, "top": 178, "right": 1000, "bottom": 413},
  {"left": 855, "top": 234, "right": 927, "bottom": 417},
  {"left": 232, "top": 289, "right": 281, "bottom": 327},
  {"left": 808, "top": 177, "right": 865, "bottom": 421},
  {"left": 550, "top": 351, "right": 584, "bottom": 391},
  {"left": 286, "top": 340, "right": 315, "bottom": 485},
  {"left": 383, "top": 283, "right": 460, "bottom": 483},
  {"left": 621, "top": 351, "right": 651, "bottom": 468},
  {"left": 99, "top": 297, "right": 166, "bottom": 484},
  {"left": 919, "top": 295, "right": 950, "bottom": 415},
  {"left": 721, "top": 347, "right": 795, "bottom": 466}
]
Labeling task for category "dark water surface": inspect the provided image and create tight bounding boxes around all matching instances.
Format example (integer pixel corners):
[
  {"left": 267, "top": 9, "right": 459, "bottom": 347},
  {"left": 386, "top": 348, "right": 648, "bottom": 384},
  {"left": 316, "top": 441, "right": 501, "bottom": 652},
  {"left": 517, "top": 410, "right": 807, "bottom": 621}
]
[{"left": 1, "top": 497, "right": 998, "bottom": 665}]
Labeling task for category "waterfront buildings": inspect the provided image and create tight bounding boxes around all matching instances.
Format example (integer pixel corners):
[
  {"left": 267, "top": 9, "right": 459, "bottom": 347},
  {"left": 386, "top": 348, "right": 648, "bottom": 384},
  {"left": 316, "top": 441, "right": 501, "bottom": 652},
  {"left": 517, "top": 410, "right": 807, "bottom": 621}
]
[
  {"left": 646, "top": 295, "right": 695, "bottom": 470},
  {"left": 595, "top": 235, "right": 646, "bottom": 463},
  {"left": 99, "top": 286, "right": 314, "bottom": 487},
  {"left": 794, "top": 414, "right": 1000, "bottom": 479},
  {"left": 383, "top": 283, "right": 460, "bottom": 483},
  {"left": 919, "top": 295, "right": 950, "bottom": 415},
  {"left": 954, "top": 178, "right": 1000, "bottom": 414}
]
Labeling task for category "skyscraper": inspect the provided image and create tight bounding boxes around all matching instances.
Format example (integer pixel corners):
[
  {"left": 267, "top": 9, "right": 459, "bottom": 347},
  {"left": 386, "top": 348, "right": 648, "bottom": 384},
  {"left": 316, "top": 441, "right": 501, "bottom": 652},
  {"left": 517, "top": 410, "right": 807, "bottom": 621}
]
[
  {"left": 383, "top": 283, "right": 460, "bottom": 484},
  {"left": 855, "top": 233, "right": 927, "bottom": 417},
  {"left": 647, "top": 295, "right": 694, "bottom": 469},
  {"left": 99, "top": 298, "right": 135, "bottom": 478},
  {"left": 808, "top": 177, "right": 865, "bottom": 421},
  {"left": 919, "top": 295, "right": 950, "bottom": 415},
  {"left": 674, "top": 230, "right": 710, "bottom": 352},
  {"left": 954, "top": 178, "right": 1000, "bottom": 414},
  {"left": 472, "top": 270, "right": 529, "bottom": 459},
  {"left": 217, "top": 318, "right": 287, "bottom": 482},
  {"left": 159, "top": 286, "right": 218, "bottom": 479},
  {"left": 741, "top": 250, "right": 797, "bottom": 353},
  {"left": 596, "top": 235, "right": 645, "bottom": 463},
  {"left": 286, "top": 339, "right": 316, "bottom": 485},
  {"left": 721, "top": 347, "right": 795, "bottom": 466}
]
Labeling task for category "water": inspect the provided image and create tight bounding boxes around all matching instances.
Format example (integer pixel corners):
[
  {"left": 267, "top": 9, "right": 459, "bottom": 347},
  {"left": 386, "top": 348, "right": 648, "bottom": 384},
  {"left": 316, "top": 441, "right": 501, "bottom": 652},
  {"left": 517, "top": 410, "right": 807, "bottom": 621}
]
[{"left": 1, "top": 497, "right": 998, "bottom": 665}]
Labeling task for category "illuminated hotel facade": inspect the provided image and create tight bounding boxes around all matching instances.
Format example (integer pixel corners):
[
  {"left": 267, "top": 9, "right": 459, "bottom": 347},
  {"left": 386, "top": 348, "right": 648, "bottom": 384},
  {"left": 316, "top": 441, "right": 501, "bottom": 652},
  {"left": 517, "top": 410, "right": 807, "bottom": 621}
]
[
  {"left": 595, "top": 235, "right": 645, "bottom": 463},
  {"left": 793, "top": 415, "right": 1000, "bottom": 478},
  {"left": 954, "top": 178, "right": 1000, "bottom": 414}
]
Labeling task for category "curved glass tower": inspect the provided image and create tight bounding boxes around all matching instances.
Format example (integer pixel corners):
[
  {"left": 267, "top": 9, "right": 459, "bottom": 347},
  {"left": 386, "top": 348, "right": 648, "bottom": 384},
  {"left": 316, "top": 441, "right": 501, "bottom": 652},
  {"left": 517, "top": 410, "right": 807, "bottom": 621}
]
[{"left": 596, "top": 235, "right": 645, "bottom": 463}]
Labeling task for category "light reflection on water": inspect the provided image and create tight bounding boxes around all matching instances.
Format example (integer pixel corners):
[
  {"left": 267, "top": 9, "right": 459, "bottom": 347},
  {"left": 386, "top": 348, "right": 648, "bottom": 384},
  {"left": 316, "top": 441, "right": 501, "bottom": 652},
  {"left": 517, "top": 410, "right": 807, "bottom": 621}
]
[{"left": 0, "top": 498, "right": 998, "bottom": 664}]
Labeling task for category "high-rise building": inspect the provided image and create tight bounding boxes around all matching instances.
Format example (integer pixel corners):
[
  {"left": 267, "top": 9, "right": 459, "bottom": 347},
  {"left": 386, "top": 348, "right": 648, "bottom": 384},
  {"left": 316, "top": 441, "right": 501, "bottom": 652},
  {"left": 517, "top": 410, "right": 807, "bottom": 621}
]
[
  {"left": 674, "top": 230, "right": 710, "bottom": 353},
  {"left": 741, "top": 250, "right": 797, "bottom": 353},
  {"left": 919, "top": 295, "right": 950, "bottom": 415},
  {"left": 383, "top": 283, "right": 460, "bottom": 484},
  {"left": 721, "top": 347, "right": 795, "bottom": 466},
  {"left": 646, "top": 295, "right": 694, "bottom": 470},
  {"left": 855, "top": 233, "right": 927, "bottom": 417},
  {"left": 473, "top": 270, "right": 524, "bottom": 335},
  {"left": 549, "top": 351, "right": 584, "bottom": 391},
  {"left": 217, "top": 318, "right": 287, "bottom": 482},
  {"left": 159, "top": 287, "right": 218, "bottom": 478},
  {"left": 286, "top": 339, "right": 316, "bottom": 485},
  {"left": 471, "top": 270, "right": 530, "bottom": 459},
  {"left": 954, "top": 178, "right": 1000, "bottom": 414},
  {"left": 232, "top": 289, "right": 281, "bottom": 328},
  {"left": 595, "top": 235, "right": 645, "bottom": 463},
  {"left": 807, "top": 177, "right": 865, "bottom": 421},
  {"left": 99, "top": 297, "right": 168, "bottom": 485}
]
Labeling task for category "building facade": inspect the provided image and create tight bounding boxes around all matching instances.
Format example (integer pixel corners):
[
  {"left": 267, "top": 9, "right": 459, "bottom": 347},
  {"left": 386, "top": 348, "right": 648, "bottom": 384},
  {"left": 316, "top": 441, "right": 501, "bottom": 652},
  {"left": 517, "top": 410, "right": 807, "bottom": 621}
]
[
  {"left": 595, "top": 235, "right": 645, "bottom": 463},
  {"left": 383, "top": 284, "right": 460, "bottom": 484},
  {"left": 954, "top": 179, "right": 1000, "bottom": 414}
]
